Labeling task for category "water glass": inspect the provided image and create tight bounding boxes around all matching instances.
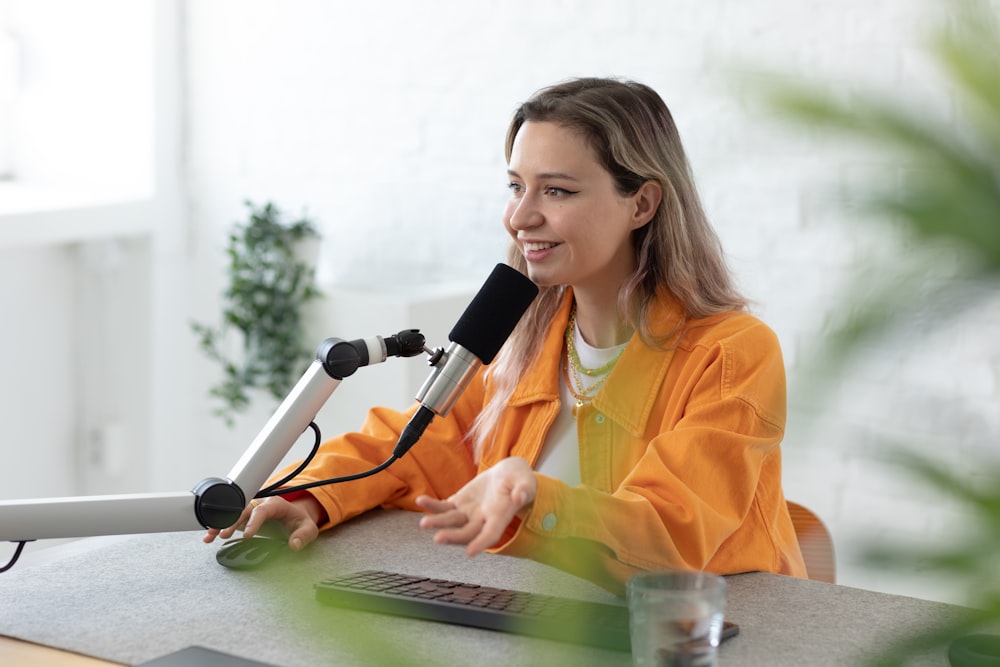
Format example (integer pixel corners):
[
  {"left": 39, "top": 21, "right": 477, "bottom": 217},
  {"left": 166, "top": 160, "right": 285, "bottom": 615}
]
[{"left": 627, "top": 570, "right": 728, "bottom": 667}]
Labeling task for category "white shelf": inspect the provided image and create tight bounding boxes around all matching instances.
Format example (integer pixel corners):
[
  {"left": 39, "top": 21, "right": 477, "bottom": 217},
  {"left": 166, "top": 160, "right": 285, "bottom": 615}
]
[{"left": 0, "top": 184, "right": 155, "bottom": 248}]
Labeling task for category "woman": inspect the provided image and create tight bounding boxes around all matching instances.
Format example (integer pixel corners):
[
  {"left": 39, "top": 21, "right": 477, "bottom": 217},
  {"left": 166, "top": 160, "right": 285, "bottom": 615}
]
[{"left": 206, "top": 77, "right": 807, "bottom": 593}]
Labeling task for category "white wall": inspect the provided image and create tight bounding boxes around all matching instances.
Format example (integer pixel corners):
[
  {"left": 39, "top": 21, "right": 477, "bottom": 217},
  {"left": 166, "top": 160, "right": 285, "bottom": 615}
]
[
  {"left": 0, "top": 245, "right": 78, "bottom": 497},
  {"left": 0, "top": 0, "right": 158, "bottom": 505},
  {"left": 2, "top": 0, "right": 998, "bottom": 606}
]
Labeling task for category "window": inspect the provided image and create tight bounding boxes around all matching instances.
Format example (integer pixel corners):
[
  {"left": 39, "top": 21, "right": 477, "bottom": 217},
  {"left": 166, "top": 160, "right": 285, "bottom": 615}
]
[
  {"left": 0, "top": 5, "right": 17, "bottom": 180},
  {"left": 0, "top": 0, "right": 156, "bottom": 244}
]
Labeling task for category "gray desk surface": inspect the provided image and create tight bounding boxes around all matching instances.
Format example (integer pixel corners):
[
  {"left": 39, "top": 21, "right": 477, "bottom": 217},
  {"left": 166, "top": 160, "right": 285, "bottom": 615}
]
[{"left": 0, "top": 509, "right": 980, "bottom": 666}]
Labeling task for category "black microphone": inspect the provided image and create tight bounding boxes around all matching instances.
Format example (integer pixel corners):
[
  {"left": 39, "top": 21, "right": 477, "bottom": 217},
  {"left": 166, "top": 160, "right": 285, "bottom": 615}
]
[{"left": 393, "top": 264, "right": 539, "bottom": 458}]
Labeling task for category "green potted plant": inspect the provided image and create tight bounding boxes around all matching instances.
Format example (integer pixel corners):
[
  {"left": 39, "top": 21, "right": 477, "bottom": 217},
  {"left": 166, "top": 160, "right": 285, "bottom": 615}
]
[{"left": 192, "top": 200, "right": 323, "bottom": 425}]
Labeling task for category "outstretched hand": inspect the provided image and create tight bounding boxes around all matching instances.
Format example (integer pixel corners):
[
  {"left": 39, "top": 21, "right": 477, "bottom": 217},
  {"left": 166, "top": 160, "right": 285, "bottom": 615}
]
[
  {"left": 415, "top": 456, "right": 537, "bottom": 557},
  {"left": 202, "top": 495, "right": 321, "bottom": 552}
]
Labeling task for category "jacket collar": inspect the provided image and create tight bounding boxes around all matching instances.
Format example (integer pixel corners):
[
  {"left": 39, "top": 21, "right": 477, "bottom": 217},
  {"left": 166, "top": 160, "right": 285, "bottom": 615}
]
[{"left": 508, "top": 289, "right": 684, "bottom": 438}]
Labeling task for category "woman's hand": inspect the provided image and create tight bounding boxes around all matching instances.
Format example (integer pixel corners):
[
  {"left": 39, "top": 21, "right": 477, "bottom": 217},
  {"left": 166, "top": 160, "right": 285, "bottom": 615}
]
[
  {"left": 415, "top": 456, "right": 537, "bottom": 557},
  {"left": 202, "top": 495, "right": 322, "bottom": 552}
]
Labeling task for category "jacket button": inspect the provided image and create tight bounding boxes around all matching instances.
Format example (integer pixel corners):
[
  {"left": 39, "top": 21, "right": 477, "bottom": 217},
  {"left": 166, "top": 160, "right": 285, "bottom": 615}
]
[
  {"left": 594, "top": 413, "right": 606, "bottom": 424},
  {"left": 542, "top": 513, "right": 557, "bottom": 531}
]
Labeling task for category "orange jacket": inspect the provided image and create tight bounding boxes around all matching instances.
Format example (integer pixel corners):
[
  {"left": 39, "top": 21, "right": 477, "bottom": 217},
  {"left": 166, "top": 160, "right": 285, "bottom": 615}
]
[{"left": 279, "top": 290, "right": 807, "bottom": 593}]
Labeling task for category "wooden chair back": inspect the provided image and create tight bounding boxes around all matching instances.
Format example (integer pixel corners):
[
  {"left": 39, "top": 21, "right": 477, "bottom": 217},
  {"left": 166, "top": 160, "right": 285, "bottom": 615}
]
[{"left": 787, "top": 501, "right": 836, "bottom": 584}]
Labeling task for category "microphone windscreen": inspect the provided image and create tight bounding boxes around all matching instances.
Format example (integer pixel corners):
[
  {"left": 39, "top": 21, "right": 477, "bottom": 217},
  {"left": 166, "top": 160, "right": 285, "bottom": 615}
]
[{"left": 449, "top": 263, "right": 539, "bottom": 364}]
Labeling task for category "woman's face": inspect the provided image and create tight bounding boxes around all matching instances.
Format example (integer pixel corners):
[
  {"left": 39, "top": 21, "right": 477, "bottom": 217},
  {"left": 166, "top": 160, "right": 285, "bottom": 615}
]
[{"left": 503, "top": 121, "right": 655, "bottom": 295}]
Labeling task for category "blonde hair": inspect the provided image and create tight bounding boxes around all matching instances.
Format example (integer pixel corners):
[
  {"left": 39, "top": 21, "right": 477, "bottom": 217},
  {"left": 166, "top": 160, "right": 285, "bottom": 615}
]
[{"left": 469, "top": 77, "right": 746, "bottom": 460}]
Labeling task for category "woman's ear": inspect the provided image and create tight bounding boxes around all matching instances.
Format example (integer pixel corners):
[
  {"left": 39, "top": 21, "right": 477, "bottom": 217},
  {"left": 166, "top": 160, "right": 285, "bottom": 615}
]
[{"left": 631, "top": 180, "right": 663, "bottom": 229}]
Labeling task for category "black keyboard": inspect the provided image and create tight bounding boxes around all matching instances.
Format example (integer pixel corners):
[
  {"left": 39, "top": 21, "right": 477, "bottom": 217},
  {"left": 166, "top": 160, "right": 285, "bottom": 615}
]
[{"left": 314, "top": 569, "right": 631, "bottom": 651}]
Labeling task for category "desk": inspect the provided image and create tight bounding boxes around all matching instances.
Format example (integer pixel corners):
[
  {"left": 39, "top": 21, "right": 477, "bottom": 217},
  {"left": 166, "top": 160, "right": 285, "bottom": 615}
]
[{"left": 0, "top": 509, "right": 978, "bottom": 666}]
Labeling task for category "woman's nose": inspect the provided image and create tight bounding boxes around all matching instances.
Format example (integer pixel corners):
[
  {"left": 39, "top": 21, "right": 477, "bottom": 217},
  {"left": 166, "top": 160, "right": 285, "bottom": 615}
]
[{"left": 507, "top": 196, "right": 543, "bottom": 231}]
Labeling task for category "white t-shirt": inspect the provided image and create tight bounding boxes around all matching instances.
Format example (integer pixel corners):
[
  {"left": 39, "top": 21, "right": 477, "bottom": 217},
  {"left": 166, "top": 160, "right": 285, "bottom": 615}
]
[{"left": 534, "top": 324, "right": 627, "bottom": 486}]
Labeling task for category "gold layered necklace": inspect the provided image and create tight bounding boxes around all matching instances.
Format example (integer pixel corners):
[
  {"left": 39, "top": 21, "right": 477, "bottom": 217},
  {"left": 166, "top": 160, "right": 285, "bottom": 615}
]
[{"left": 562, "top": 306, "right": 626, "bottom": 417}]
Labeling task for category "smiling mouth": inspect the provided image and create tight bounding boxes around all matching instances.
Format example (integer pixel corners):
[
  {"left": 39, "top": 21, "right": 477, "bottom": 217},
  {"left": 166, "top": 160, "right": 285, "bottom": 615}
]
[{"left": 524, "top": 241, "right": 557, "bottom": 252}]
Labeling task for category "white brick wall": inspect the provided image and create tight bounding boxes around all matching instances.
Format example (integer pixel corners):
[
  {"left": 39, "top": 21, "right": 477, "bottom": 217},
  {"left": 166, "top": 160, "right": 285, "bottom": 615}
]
[{"left": 182, "top": 0, "right": 1000, "bottom": 605}]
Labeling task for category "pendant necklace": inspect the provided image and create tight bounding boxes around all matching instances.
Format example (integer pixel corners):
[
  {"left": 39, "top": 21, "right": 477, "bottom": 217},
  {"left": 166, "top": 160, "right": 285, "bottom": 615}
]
[{"left": 563, "top": 306, "right": 625, "bottom": 418}]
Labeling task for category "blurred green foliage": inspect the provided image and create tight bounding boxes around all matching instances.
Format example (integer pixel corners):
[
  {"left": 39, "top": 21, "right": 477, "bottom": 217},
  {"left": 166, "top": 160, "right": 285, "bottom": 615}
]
[
  {"left": 763, "top": 0, "right": 1000, "bottom": 663},
  {"left": 767, "top": 1, "right": 1000, "bottom": 352}
]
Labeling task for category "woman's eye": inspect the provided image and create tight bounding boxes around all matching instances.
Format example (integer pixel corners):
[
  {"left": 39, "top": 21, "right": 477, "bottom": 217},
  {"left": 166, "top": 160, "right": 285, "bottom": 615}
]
[
  {"left": 507, "top": 182, "right": 523, "bottom": 194},
  {"left": 545, "top": 186, "right": 576, "bottom": 196}
]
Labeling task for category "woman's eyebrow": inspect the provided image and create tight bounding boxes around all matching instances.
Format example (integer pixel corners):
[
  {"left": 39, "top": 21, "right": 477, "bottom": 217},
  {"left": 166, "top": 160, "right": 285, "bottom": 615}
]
[{"left": 507, "top": 169, "right": 581, "bottom": 182}]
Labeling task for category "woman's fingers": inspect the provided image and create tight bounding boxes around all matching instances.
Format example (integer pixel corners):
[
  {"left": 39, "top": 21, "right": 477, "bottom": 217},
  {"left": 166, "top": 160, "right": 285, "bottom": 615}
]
[
  {"left": 203, "top": 504, "right": 253, "bottom": 543},
  {"left": 419, "top": 508, "right": 469, "bottom": 530},
  {"left": 241, "top": 499, "right": 273, "bottom": 538},
  {"left": 202, "top": 498, "right": 275, "bottom": 542},
  {"left": 286, "top": 519, "right": 319, "bottom": 551},
  {"left": 463, "top": 517, "right": 506, "bottom": 557},
  {"left": 414, "top": 495, "right": 453, "bottom": 513},
  {"left": 415, "top": 495, "right": 464, "bottom": 529},
  {"left": 432, "top": 516, "right": 486, "bottom": 546}
]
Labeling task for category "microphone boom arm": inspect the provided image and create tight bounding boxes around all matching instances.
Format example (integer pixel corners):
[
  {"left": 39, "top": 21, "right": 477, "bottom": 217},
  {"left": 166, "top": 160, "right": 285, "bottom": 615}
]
[{"left": 0, "top": 330, "right": 425, "bottom": 548}]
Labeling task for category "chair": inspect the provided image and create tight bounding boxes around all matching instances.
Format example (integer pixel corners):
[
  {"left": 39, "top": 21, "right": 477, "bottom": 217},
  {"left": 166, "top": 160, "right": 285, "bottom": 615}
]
[{"left": 787, "top": 501, "right": 836, "bottom": 584}]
